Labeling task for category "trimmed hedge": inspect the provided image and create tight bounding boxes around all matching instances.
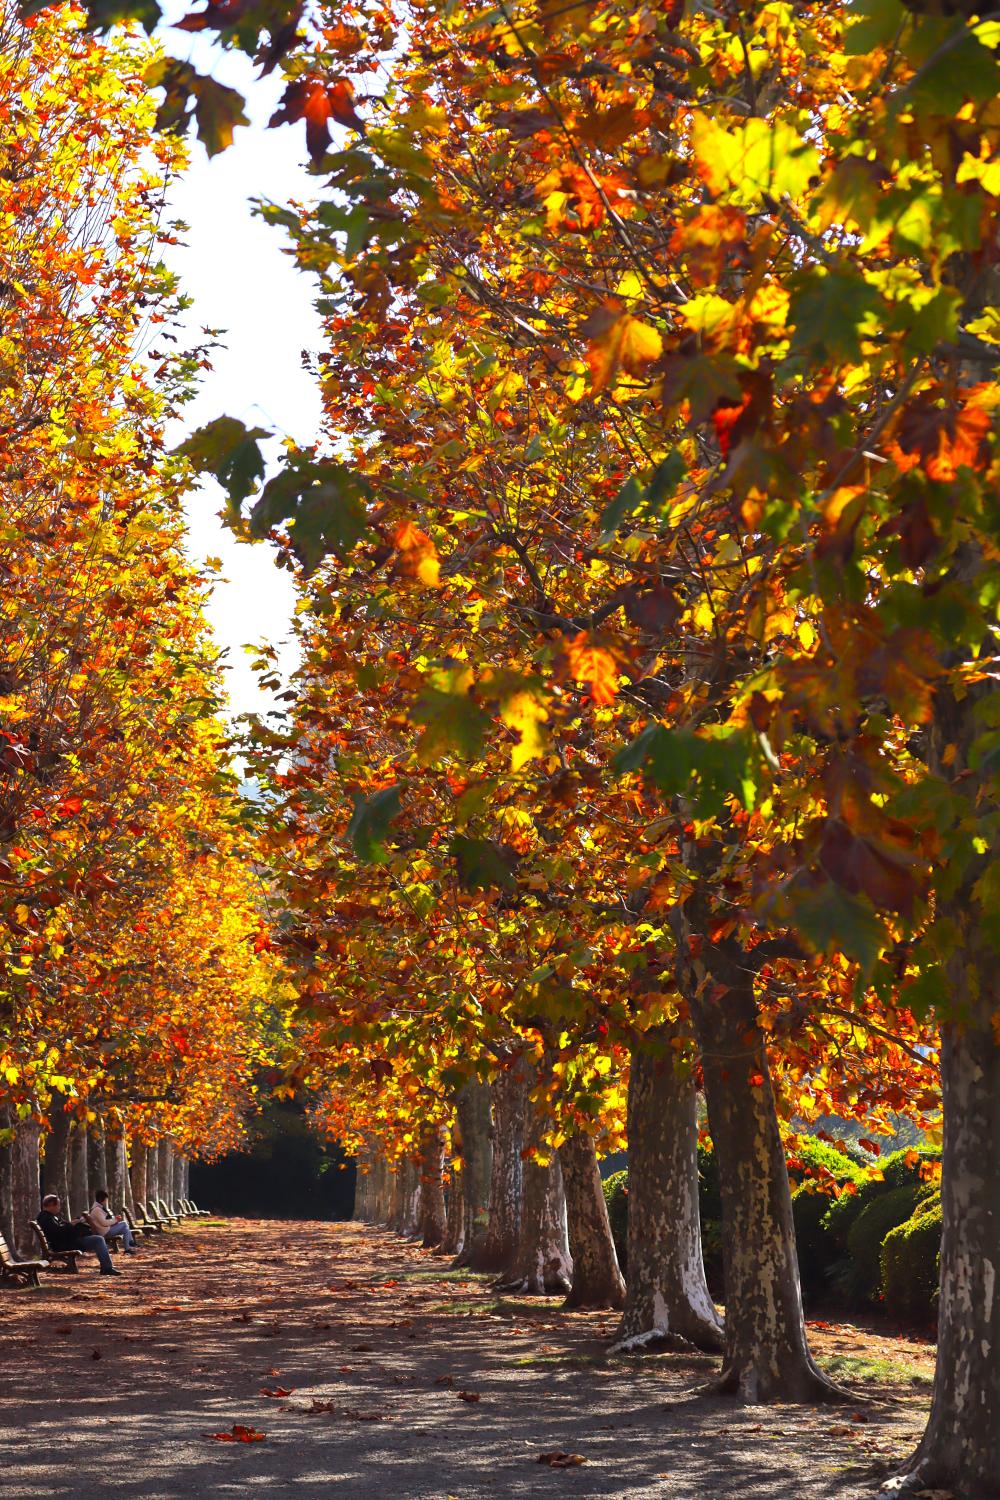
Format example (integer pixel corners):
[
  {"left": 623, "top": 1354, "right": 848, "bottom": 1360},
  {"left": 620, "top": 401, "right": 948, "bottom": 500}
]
[
  {"left": 602, "top": 1169, "right": 628, "bottom": 1274},
  {"left": 600, "top": 1138, "right": 941, "bottom": 1316},
  {"left": 833, "top": 1184, "right": 925, "bottom": 1308},
  {"left": 881, "top": 1190, "right": 941, "bottom": 1324}
]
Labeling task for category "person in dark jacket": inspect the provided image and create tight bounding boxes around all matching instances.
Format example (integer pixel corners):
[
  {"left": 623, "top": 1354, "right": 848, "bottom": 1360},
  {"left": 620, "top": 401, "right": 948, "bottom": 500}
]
[{"left": 37, "top": 1194, "right": 119, "bottom": 1275}]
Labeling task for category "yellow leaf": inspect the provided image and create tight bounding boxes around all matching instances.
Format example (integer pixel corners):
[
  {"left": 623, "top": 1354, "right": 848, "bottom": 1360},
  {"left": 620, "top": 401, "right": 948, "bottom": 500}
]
[
  {"left": 501, "top": 690, "right": 549, "bottom": 770},
  {"left": 584, "top": 306, "right": 663, "bottom": 394}
]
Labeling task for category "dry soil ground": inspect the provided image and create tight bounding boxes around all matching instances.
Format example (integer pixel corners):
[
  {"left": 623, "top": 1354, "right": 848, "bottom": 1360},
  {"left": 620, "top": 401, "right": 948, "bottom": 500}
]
[{"left": 0, "top": 1218, "right": 936, "bottom": 1499}]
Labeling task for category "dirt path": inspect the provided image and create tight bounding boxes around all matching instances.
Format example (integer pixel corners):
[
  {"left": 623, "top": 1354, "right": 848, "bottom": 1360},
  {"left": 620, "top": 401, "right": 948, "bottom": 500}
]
[{"left": 0, "top": 1219, "right": 934, "bottom": 1498}]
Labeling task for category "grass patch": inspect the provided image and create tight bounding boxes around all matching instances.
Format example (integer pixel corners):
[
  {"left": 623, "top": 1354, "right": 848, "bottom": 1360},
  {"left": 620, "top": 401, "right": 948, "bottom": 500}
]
[
  {"left": 818, "top": 1353, "right": 933, "bottom": 1386},
  {"left": 405, "top": 1268, "right": 493, "bottom": 1284},
  {"left": 428, "top": 1296, "right": 534, "bottom": 1316},
  {"left": 512, "top": 1352, "right": 603, "bottom": 1368}
]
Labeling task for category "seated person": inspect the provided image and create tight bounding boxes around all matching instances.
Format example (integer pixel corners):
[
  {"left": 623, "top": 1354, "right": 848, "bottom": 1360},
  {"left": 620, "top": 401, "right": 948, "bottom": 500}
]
[
  {"left": 88, "top": 1189, "right": 138, "bottom": 1253},
  {"left": 37, "top": 1194, "right": 120, "bottom": 1276}
]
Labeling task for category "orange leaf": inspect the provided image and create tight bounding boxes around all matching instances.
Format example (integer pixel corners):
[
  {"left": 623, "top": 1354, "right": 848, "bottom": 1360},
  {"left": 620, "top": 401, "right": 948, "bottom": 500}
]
[
  {"left": 581, "top": 302, "right": 663, "bottom": 394},
  {"left": 565, "top": 633, "right": 619, "bottom": 706}
]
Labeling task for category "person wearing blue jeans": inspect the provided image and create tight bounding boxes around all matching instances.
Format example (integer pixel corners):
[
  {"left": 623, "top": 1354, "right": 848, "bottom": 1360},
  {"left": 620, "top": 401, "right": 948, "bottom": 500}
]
[
  {"left": 88, "top": 1189, "right": 138, "bottom": 1252},
  {"left": 37, "top": 1194, "right": 120, "bottom": 1275}
]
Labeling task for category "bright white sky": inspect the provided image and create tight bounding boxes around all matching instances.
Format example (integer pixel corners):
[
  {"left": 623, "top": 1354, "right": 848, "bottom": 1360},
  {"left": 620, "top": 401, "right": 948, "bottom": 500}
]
[{"left": 159, "top": 15, "right": 323, "bottom": 720}]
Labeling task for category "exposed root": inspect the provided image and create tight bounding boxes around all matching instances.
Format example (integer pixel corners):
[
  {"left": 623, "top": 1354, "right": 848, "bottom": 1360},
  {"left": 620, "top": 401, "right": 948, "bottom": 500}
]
[
  {"left": 694, "top": 1360, "right": 853, "bottom": 1405},
  {"left": 609, "top": 1327, "right": 699, "bottom": 1356}
]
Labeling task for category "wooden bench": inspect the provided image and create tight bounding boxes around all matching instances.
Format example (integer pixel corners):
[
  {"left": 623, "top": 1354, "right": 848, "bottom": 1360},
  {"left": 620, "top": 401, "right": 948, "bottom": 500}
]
[
  {"left": 125, "top": 1205, "right": 161, "bottom": 1236},
  {"left": 182, "top": 1198, "right": 212, "bottom": 1217},
  {"left": 30, "top": 1222, "right": 81, "bottom": 1272},
  {"left": 153, "top": 1197, "right": 182, "bottom": 1226},
  {"left": 139, "top": 1200, "right": 176, "bottom": 1229},
  {"left": 0, "top": 1231, "right": 47, "bottom": 1288}
]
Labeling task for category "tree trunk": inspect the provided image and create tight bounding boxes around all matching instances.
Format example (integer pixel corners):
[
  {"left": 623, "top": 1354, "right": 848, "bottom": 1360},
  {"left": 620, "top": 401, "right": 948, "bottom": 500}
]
[
  {"left": 0, "top": 1104, "right": 13, "bottom": 1250},
  {"left": 887, "top": 1002, "right": 1000, "bottom": 1496},
  {"left": 613, "top": 1039, "right": 723, "bottom": 1352},
  {"left": 10, "top": 1115, "right": 41, "bottom": 1258},
  {"left": 105, "top": 1128, "right": 127, "bottom": 1210},
  {"left": 418, "top": 1125, "right": 447, "bottom": 1248},
  {"left": 499, "top": 1093, "right": 572, "bottom": 1295},
  {"left": 144, "top": 1139, "right": 159, "bottom": 1204},
  {"left": 452, "top": 1078, "right": 492, "bottom": 1268},
  {"left": 560, "top": 1131, "right": 625, "bottom": 1309},
  {"left": 87, "top": 1117, "right": 106, "bottom": 1204},
  {"left": 157, "top": 1138, "right": 173, "bottom": 1210},
  {"left": 692, "top": 981, "right": 838, "bottom": 1402},
  {"left": 130, "top": 1139, "right": 148, "bottom": 1210},
  {"left": 173, "top": 1152, "right": 186, "bottom": 1212},
  {"left": 43, "top": 1091, "right": 73, "bottom": 1204},
  {"left": 440, "top": 1152, "right": 466, "bottom": 1257},
  {"left": 471, "top": 1065, "right": 526, "bottom": 1273},
  {"left": 68, "top": 1122, "right": 88, "bottom": 1219},
  {"left": 372, "top": 1153, "right": 392, "bottom": 1222}
]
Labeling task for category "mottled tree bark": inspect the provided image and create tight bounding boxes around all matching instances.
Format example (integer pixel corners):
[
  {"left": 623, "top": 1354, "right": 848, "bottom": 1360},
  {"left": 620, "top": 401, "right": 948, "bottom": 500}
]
[
  {"left": 10, "top": 1115, "right": 41, "bottom": 1258},
  {"left": 886, "top": 1004, "right": 1000, "bottom": 1498},
  {"left": 692, "top": 981, "right": 837, "bottom": 1402},
  {"left": 130, "top": 1139, "right": 148, "bottom": 1209},
  {"left": 888, "top": 571, "right": 1000, "bottom": 1496},
  {"left": 87, "top": 1117, "right": 107, "bottom": 1204},
  {"left": 472, "top": 1065, "right": 526, "bottom": 1272},
  {"left": 68, "top": 1122, "right": 88, "bottom": 1219},
  {"left": 560, "top": 1131, "right": 625, "bottom": 1309},
  {"left": 372, "top": 1153, "right": 392, "bottom": 1222},
  {"left": 614, "top": 1040, "right": 723, "bottom": 1352},
  {"left": 499, "top": 1085, "right": 571, "bottom": 1294},
  {"left": 105, "top": 1128, "right": 127, "bottom": 1210},
  {"left": 172, "top": 1151, "right": 186, "bottom": 1214},
  {"left": 0, "top": 1104, "right": 13, "bottom": 1249},
  {"left": 43, "top": 1091, "right": 73, "bottom": 1205},
  {"left": 452, "top": 1079, "right": 492, "bottom": 1268},
  {"left": 440, "top": 1153, "right": 466, "bottom": 1257},
  {"left": 418, "top": 1125, "right": 447, "bottom": 1248},
  {"left": 157, "top": 1138, "right": 173, "bottom": 1212},
  {"left": 144, "top": 1139, "right": 159, "bottom": 1205}
]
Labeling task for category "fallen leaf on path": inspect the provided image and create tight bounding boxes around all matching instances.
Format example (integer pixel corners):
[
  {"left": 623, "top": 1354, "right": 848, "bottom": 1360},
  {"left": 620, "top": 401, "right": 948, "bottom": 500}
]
[
  {"left": 457, "top": 1390, "right": 481, "bottom": 1402},
  {"left": 260, "top": 1387, "right": 294, "bottom": 1398},
  {"left": 305, "top": 1399, "right": 338, "bottom": 1414},
  {"left": 350, "top": 1342, "right": 373, "bottom": 1351},
  {"left": 537, "top": 1452, "right": 586, "bottom": 1468},
  {"left": 344, "top": 1409, "right": 384, "bottom": 1422},
  {"left": 435, "top": 1375, "right": 454, "bottom": 1386},
  {"left": 203, "top": 1425, "right": 266, "bottom": 1443}
]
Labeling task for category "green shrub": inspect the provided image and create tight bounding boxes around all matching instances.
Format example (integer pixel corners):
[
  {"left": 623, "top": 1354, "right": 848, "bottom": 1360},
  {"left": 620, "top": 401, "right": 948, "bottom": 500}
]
[
  {"left": 787, "top": 1136, "right": 871, "bottom": 1189},
  {"left": 881, "top": 1191, "right": 941, "bottom": 1325},
  {"left": 823, "top": 1145, "right": 940, "bottom": 1249},
  {"left": 833, "top": 1184, "right": 924, "bottom": 1307},
  {"left": 602, "top": 1169, "right": 628, "bottom": 1274},
  {"left": 698, "top": 1140, "right": 722, "bottom": 1221}
]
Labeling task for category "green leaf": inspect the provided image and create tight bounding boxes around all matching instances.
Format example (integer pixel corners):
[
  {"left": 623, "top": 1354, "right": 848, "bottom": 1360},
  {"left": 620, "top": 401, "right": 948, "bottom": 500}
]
[
  {"left": 85, "top": 0, "right": 161, "bottom": 29},
  {"left": 176, "top": 416, "right": 268, "bottom": 506},
  {"left": 790, "top": 268, "right": 882, "bottom": 361},
  {"left": 450, "top": 835, "right": 517, "bottom": 891},
  {"left": 193, "top": 76, "right": 250, "bottom": 157},
  {"left": 792, "top": 884, "right": 885, "bottom": 974},
  {"left": 843, "top": 0, "right": 906, "bottom": 56},
  {"left": 412, "top": 678, "right": 491, "bottom": 765},
  {"left": 615, "top": 726, "right": 761, "bottom": 816},
  {"left": 248, "top": 456, "right": 371, "bottom": 573},
  {"left": 347, "top": 786, "right": 402, "bottom": 863},
  {"left": 599, "top": 453, "right": 686, "bottom": 536}
]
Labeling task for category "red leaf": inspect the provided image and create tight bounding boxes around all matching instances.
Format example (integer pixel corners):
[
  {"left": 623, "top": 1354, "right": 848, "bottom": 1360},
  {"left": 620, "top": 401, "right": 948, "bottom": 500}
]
[
  {"left": 269, "top": 77, "right": 364, "bottom": 160},
  {"left": 204, "top": 1425, "right": 266, "bottom": 1442},
  {"left": 260, "top": 1386, "right": 294, "bottom": 1397},
  {"left": 457, "top": 1389, "right": 481, "bottom": 1402}
]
